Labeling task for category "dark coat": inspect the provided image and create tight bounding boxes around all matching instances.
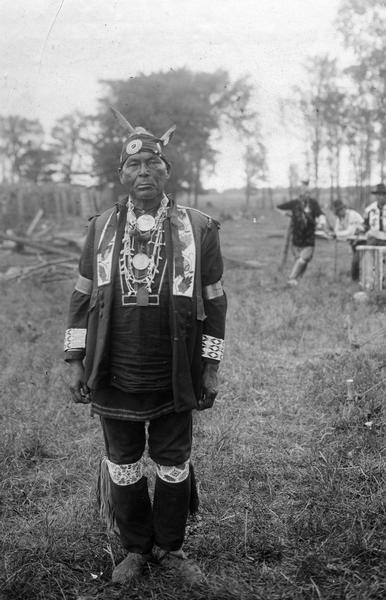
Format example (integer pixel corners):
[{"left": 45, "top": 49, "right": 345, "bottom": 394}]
[
  {"left": 277, "top": 197, "right": 322, "bottom": 247},
  {"left": 64, "top": 197, "right": 227, "bottom": 413}
]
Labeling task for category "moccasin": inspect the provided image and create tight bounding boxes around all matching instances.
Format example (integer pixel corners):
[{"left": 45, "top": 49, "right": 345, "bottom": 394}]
[{"left": 112, "top": 552, "right": 151, "bottom": 584}]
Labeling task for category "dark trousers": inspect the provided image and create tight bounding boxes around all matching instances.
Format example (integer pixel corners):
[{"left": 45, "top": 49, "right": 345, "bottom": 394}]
[
  {"left": 101, "top": 411, "right": 192, "bottom": 553},
  {"left": 350, "top": 242, "right": 361, "bottom": 281}
]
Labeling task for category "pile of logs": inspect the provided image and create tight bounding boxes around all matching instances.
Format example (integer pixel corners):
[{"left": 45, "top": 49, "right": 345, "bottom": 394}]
[{"left": 0, "top": 209, "right": 84, "bottom": 283}]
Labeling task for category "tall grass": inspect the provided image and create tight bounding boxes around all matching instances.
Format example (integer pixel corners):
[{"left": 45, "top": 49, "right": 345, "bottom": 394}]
[{"left": 0, "top": 216, "right": 385, "bottom": 599}]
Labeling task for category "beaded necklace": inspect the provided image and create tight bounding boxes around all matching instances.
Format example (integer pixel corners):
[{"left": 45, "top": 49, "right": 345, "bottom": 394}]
[{"left": 120, "top": 196, "right": 169, "bottom": 305}]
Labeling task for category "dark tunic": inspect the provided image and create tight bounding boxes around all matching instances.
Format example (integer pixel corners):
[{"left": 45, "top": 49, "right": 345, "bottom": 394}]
[
  {"left": 277, "top": 197, "right": 322, "bottom": 247},
  {"left": 109, "top": 235, "right": 172, "bottom": 393},
  {"left": 90, "top": 225, "right": 175, "bottom": 421}
]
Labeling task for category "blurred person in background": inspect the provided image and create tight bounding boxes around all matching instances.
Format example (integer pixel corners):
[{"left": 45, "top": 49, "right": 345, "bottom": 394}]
[
  {"left": 363, "top": 183, "right": 386, "bottom": 246},
  {"left": 277, "top": 180, "right": 326, "bottom": 286},
  {"left": 63, "top": 110, "right": 227, "bottom": 586},
  {"left": 332, "top": 199, "right": 364, "bottom": 281}
]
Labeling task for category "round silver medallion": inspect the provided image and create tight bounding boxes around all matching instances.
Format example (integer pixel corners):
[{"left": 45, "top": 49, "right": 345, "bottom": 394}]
[
  {"left": 136, "top": 214, "right": 156, "bottom": 233},
  {"left": 126, "top": 139, "right": 142, "bottom": 155},
  {"left": 132, "top": 253, "right": 150, "bottom": 271}
]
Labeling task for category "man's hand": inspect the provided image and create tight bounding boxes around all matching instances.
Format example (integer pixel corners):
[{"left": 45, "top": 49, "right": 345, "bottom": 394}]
[
  {"left": 197, "top": 362, "right": 219, "bottom": 411},
  {"left": 68, "top": 360, "right": 91, "bottom": 404}
]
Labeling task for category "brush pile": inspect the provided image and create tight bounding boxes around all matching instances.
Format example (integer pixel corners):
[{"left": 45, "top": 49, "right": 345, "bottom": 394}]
[{"left": 0, "top": 209, "right": 84, "bottom": 283}]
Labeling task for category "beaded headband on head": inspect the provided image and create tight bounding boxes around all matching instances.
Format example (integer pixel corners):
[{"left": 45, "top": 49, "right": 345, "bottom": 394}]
[{"left": 111, "top": 107, "right": 175, "bottom": 169}]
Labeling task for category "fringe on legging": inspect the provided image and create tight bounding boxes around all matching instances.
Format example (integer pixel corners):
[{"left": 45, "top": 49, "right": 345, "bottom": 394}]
[
  {"left": 96, "top": 456, "right": 200, "bottom": 531},
  {"left": 97, "top": 456, "right": 118, "bottom": 534}
]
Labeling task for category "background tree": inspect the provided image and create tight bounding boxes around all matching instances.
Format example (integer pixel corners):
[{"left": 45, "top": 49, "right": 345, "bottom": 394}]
[
  {"left": 243, "top": 132, "right": 267, "bottom": 210},
  {"left": 315, "top": 58, "right": 349, "bottom": 202},
  {"left": 93, "top": 68, "right": 255, "bottom": 205},
  {"left": 291, "top": 55, "right": 342, "bottom": 199},
  {"left": 343, "top": 78, "right": 376, "bottom": 206},
  {"left": 17, "top": 148, "right": 56, "bottom": 183},
  {"left": 288, "top": 163, "right": 299, "bottom": 198},
  {"left": 0, "top": 116, "right": 44, "bottom": 183},
  {"left": 278, "top": 1, "right": 385, "bottom": 207},
  {"left": 50, "top": 111, "right": 92, "bottom": 183},
  {"left": 336, "top": 0, "right": 386, "bottom": 203}
]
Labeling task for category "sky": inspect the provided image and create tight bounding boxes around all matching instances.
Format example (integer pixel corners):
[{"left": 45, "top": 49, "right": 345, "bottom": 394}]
[{"left": 0, "top": 0, "right": 343, "bottom": 189}]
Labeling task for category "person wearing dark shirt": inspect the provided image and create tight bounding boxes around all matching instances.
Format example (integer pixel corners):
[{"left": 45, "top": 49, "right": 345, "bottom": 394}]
[
  {"left": 277, "top": 181, "right": 323, "bottom": 285},
  {"left": 63, "top": 110, "right": 227, "bottom": 586}
]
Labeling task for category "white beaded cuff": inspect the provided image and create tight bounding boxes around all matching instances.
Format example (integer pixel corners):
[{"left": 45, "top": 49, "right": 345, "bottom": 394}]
[
  {"left": 156, "top": 461, "right": 190, "bottom": 483},
  {"left": 75, "top": 275, "right": 93, "bottom": 295},
  {"left": 203, "top": 280, "right": 224, "bottom": 299},
  {"left": 202, "top": 334, "right": 224, "bottom": 361},
  {"left": 64, "top": 328, "right": 87, "bottom": 351},
  {"left": 106, "top": 458, "right": 143, "bottom": 485}
]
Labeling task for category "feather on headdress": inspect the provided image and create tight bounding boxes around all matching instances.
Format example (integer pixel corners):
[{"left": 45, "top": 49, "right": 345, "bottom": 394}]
[{"left": 111, "top": 108, "right": 176, "bottom": 168}]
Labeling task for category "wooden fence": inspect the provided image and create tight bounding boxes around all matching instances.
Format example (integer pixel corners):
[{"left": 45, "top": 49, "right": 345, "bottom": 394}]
[
  {"left": 0, "top": 183, "right": 115, "bottom": 231},
  {"left": 0, "top": 182, "right": 374, "bottom": 234}
]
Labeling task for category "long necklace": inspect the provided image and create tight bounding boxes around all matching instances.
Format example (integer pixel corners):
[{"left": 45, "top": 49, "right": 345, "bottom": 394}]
[{"left": 120, "top": 196, "right": 168, "bottom": 305}]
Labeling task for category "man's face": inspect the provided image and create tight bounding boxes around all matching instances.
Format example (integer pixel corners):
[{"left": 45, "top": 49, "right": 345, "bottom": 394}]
[
  {"left": 337, "top": 207, "right": 346, "bottom": 219},
  {"left": 377, "top": 194, "right": 386, "bottom": 208},
  {"left": 119, "top": 151, "right": 169, "bottom": 202}
]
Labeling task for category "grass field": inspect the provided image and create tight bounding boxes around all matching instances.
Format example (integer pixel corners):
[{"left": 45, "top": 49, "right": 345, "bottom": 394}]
[{"left": 0, "top": 205, "right": 385, "bottom": 600}]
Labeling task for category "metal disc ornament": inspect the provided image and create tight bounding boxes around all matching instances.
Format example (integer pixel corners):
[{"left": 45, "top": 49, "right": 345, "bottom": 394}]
[
  {"left": 136, "top": 214, "right": 156, "bottom": 233},
  {"left": 126, "top": 139, "right": 143, "bottom": 155},
  {"left": 132, "top": 253, "right": 150, "bottom": 271}
]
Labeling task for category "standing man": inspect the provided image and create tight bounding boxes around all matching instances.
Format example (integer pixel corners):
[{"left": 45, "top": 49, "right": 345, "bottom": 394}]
[
  {"left": 363, "top": 183, "right": 386, "bottom": 245},
  {"left": 277, "top": 180, "right": 324, "bottom": 286},
  {"left": 64, "top": 110, "right": 227, "bottom": 586},
  {"left": 332, "top": 199, "right": 364, "bottom": 281}
]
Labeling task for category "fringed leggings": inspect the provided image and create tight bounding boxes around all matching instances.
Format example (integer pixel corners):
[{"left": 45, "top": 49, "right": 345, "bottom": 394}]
[{"left": 100, "top": 411, "right": 193, "bottom": 554}]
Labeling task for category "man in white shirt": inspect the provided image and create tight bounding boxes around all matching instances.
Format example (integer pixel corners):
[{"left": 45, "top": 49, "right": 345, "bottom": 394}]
[
  {"left": 363, "top": 183, "right": 386, "bottom": 245},
  {"left": 333, "top": 200, "right": 364, "bottom": 281},
  {"left": 333, "top": 200, "right": 364, "bottom": 240}
]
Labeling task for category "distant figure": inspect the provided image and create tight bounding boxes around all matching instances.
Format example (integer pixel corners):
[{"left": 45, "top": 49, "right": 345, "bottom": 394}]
[
  {"left": 332, "top": 200, "right": 364, "bottom": 281},
  {"left": 363, "top": 183, "right": 386, "bottom": 245},
  {"left": 277, "top": 180, "right": 325, "bottom": 286}
]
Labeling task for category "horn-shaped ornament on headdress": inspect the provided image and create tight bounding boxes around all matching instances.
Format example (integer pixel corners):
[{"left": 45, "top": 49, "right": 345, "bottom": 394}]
[
  {"left": 160, "top": 125, "right": 176, "bottom": 146},
  {"left": 110, "top": 107, "right": 136, "bottom": 133}
]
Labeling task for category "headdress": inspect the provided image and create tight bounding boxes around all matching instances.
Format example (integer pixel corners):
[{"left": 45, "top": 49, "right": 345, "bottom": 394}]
[
  {"left": 111, "top": 108, "right": 175, "bottom": 169},
  {"left": 371, "top": 182, "right": 386, "bottom": 195}
]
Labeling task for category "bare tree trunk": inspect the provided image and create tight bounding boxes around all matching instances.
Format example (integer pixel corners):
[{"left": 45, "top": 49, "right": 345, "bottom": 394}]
[
  {"left": 364, "top": 119, "right": 373, "bottom": 195},
  {"left": 327, "top": 148, "right": 334, "bottom": 204},
  {"left": 60, "top": 188, "right": 69, "bottom": 218},
  {"left": 193, "top": 160, "right": 201, "bottom": 208},
  {"left": 335, "top": 144, "right": 341, "bottom": 200},
  {"left": 268, "top": 187, "right": 274, "bottom": 209},
  {"left": 245, "top": 182, "right": 251, "bottom": 211},
  {"left": 54, "top": 189, "right": 63, "bottom": 221},
  {"left": 329, "top": 174, "right": 334, "bottom": 204},
  {"left": 261, "top": 188, "right": 267, "bottom": 209},
  {"left": 311, "top": 104, "right": 322, "bottom": 201},
  {"left": 312, "top": 134, "right": 321, "bottom": 202},
  {"left": 16, "top": 188, "right": 24, "bottom": 221},
  {"left": 379, "top": 121, "right": 386, "bottom": 180}
]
